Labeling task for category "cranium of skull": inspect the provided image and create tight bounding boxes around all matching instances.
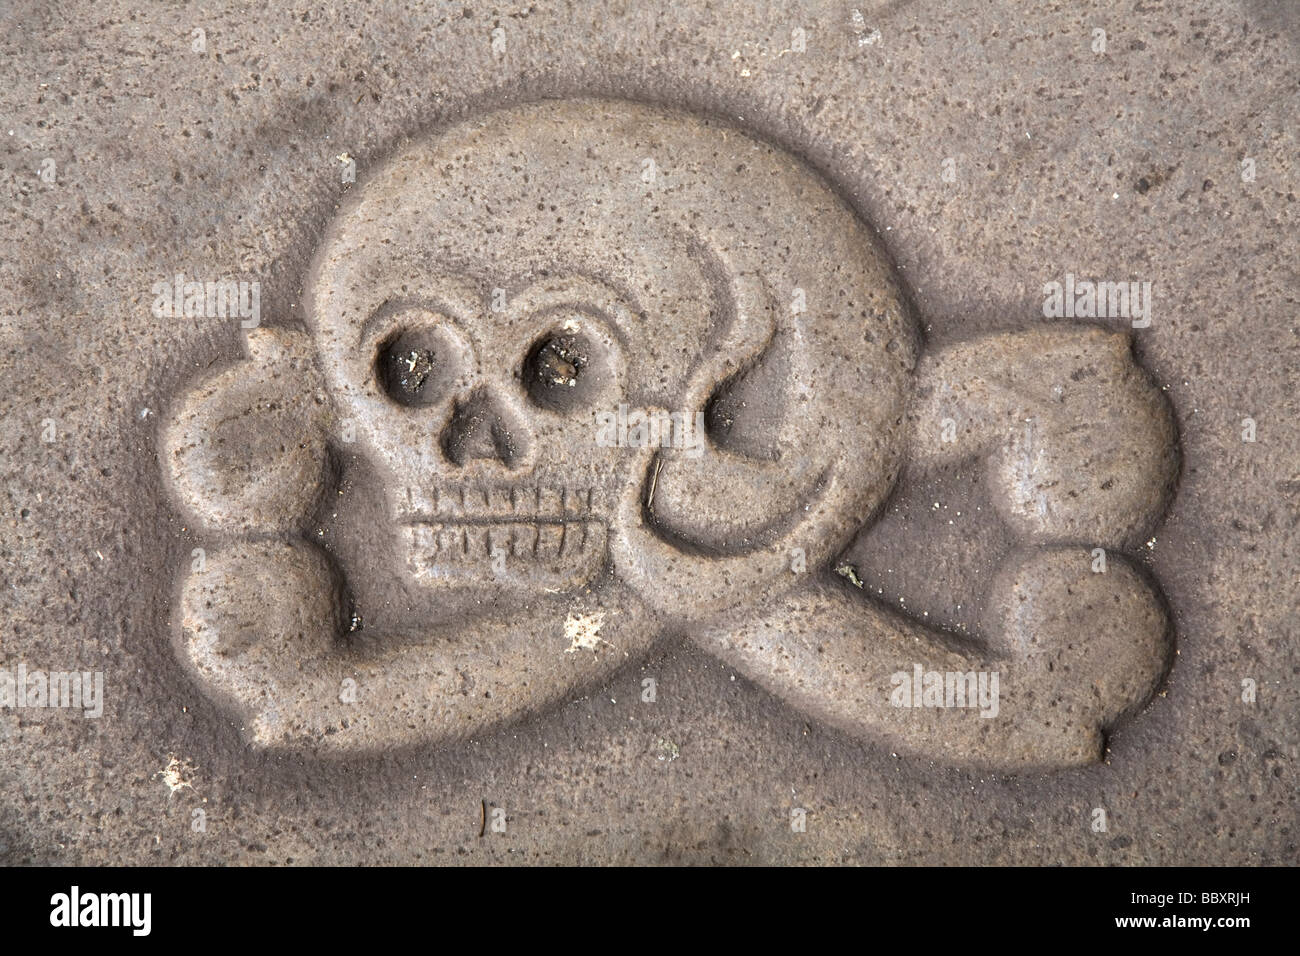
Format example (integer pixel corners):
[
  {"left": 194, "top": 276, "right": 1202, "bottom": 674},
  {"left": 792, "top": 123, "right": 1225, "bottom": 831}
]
[{"left": 306, "top": 98, "right": 915, "bottom": 616}]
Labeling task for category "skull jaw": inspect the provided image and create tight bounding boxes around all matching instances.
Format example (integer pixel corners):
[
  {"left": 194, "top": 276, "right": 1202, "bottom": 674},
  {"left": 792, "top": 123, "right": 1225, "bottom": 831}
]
[{"left": 386, "top": 473, "right": 614, "bottom": 591}]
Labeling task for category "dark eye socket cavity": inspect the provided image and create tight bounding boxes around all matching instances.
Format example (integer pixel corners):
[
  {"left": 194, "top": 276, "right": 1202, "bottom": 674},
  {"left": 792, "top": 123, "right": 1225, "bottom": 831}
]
[
  {"left": 524, "top": 330, "right": 597, "bottom": 412},
  {"left": 389, "top": 346, "right": 436, "bottom": 391},
  {"left": 376, "top": 328, "right": 447, "bottom": 406},
  {"left": 532, "top": 334, "right": 585, "bottom": 387}
]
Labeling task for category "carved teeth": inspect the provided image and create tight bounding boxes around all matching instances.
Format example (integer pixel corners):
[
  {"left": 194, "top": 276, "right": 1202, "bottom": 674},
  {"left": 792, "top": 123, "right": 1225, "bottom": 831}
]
[
  {"left": 407, "top": 520, "right": 602, "bottom": 558},
  {"left": 404, "top": 485, "right": 596, "bottom": 521},
  {"left": 537, "top": 486, "right": 563, "bottom": 517},
  {"left": 399, "top": 486, "right": 604, "bottom": 588},
  {"left": 534, "top": 523, "right": 565, "bottom": 558},
  {"left": 401, "top": 520, "right": 607, "bottom": 586},
  {"left": 512, "top": 523, "right": 539, "bottom": 556},
  {"left": 564, "top": 487, "right": 593, "bottom": 518}
]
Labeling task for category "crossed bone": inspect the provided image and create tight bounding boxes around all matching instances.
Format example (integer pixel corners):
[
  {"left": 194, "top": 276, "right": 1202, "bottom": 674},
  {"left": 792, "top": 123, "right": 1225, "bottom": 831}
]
[{"left": 163, "top": 319, "right": 1175, "bottom": 769}]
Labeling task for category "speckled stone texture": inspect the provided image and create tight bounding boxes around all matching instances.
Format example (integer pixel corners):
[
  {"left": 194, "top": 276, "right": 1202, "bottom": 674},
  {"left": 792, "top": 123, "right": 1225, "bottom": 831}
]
[{"left": 1, "top": 0, "right": 1296, "bottom": 864}]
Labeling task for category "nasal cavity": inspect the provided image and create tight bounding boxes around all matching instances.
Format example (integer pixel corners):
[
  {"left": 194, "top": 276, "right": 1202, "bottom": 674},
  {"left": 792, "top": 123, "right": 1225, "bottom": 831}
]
[{"left": 440, "top": 392, "right": 525, "bottom": 467}]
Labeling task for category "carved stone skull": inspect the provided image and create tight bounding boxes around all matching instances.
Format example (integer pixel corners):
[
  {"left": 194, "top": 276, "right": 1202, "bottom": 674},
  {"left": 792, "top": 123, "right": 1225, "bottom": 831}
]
[{"left": 306, "top": 98, "right": 916, "bottom": 613}]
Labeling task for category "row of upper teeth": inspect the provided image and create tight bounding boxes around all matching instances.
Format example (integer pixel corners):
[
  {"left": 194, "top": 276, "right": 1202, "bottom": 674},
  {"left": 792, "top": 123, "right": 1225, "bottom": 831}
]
[{"left": 402, "top": 485, "right": 598, "bottom": 518}]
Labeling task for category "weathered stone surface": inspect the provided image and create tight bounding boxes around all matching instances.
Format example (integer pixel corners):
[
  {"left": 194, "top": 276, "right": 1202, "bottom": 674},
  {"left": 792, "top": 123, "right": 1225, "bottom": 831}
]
[{"left": 1, "top": 0, "right": 1295, "bottom": 864}]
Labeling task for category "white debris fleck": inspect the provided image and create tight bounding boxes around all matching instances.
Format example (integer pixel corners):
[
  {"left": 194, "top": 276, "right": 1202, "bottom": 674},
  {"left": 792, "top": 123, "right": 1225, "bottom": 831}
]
[
  {"left": 851, "top": 9, "right": 882, "bottom": 45},
  {"left": 155, "top": 756, "right": 195, "bottom": 797},
  {"left": 564, "top": 610, "right": 608, "bottom": 653}
]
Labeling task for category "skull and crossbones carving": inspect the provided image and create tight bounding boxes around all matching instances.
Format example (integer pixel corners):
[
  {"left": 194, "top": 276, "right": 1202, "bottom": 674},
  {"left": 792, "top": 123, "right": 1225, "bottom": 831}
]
[{"left": 163, "top": 99, "right": 1177, "bottom": 768}]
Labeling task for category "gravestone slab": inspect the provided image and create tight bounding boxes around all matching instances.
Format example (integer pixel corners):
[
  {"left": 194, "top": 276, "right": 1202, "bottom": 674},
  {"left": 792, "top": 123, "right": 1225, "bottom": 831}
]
[{"left": 1, "top": 0, "right": 1295, "bottom": 864}]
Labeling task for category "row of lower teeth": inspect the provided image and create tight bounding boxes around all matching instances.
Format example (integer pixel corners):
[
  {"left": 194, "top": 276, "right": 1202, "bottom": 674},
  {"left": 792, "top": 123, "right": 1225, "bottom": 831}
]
[{"left": 406, "top": 520, "right": 604, "bottom": 560}]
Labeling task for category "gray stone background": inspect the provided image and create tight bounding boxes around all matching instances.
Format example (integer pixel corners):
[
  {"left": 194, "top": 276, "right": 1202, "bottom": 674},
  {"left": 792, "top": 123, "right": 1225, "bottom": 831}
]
[{"left": 0, "top": 0, "right": 1295, "bottom": 864}]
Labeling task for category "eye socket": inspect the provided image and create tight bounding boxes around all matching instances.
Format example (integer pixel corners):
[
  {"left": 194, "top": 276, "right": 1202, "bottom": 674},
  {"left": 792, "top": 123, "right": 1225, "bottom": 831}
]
[
  {"left": 523, "top": 326, "right": 604, "bottom": 412},
  {"left": 374, "top": 321, "right": 460, "bottom": 407}
]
